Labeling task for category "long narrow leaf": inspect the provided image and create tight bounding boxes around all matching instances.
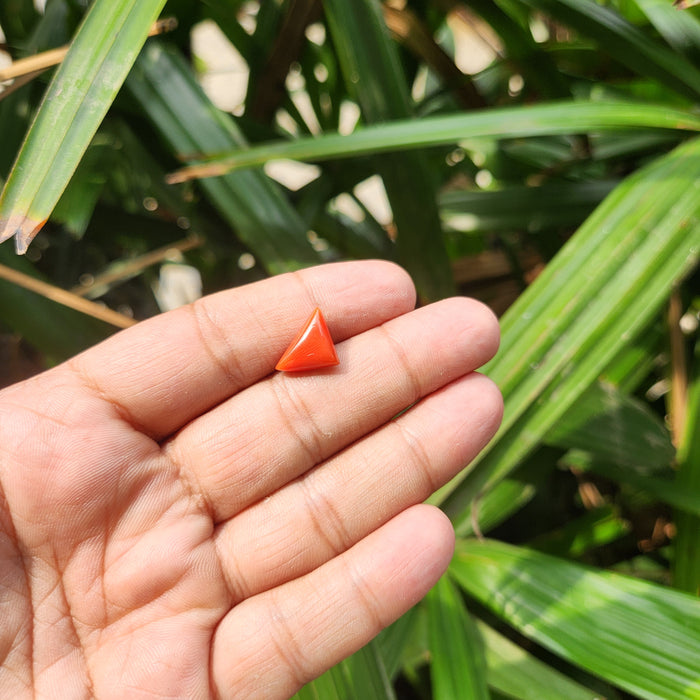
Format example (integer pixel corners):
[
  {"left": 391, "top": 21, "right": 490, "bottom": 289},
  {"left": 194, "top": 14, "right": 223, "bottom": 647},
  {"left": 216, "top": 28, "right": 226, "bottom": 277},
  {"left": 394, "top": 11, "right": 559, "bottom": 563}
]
[
  {"left": 451, "top": 538, "right": 700, "bottom": 700},
  {"left": 528, "top": 505, "right": 630, "bottom": 558},
  {"left": 375, "top": 606, "right": 422, "bottom": 680},
  {"left": 440, "top": 180, "right": 618, "bottom": 234},
  {"left": 426, "top": 576, "right": 489, "bottom": 700},
  {"left": 563, "top": 450, "right": 700, "bottom": 518},
  {"left": 167, "top": 101, "right": 700, "bottom": 181},
  {"left": 546, "top": 382, "right": 675, "bottom": 472},
  {"left": 673, "top": 337, "right": 700, "bottom": 594},
  {"left": 635, "top": 0, "right": 700, "bottom": 61},
  {"left": 468, "top": 0, "right": 570, "bottom": 99},
  {"left": 0, "top": 245, "right": 112, "bottom": 361},
  {"left": 433, "top": 136, "right": 700, "bottom": 529},
  {"left": 293, "top": 640, "right": 396, "bottom": 700},
  {"left": 126, "top": 41, "right": 320, "bottom": 274},
  {"left": 476, "top": 619, "right": 603, "bottom": 700},
  {"left": 520, "top": 0, "right": 700, "bottom": 100},
  {"left": 0, "top": 0, "right": 167, "bottom": 253},
  {"left": 324, "top": 0, "right": 453, "bottom": 301}
]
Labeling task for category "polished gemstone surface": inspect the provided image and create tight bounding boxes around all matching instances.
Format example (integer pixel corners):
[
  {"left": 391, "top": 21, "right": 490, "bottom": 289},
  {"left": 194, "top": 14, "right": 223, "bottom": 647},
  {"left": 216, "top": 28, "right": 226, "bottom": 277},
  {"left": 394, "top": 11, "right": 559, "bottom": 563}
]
[{"left": 275, "top": 308, "right": 340, "bottom": 372}]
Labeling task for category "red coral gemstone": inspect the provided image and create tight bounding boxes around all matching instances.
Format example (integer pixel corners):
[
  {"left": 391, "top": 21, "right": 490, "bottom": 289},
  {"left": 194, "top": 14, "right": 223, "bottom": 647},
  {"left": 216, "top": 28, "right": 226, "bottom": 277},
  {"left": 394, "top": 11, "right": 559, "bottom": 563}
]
[{"left": 275, "top": 308, "right": 339, "bottom": 372}]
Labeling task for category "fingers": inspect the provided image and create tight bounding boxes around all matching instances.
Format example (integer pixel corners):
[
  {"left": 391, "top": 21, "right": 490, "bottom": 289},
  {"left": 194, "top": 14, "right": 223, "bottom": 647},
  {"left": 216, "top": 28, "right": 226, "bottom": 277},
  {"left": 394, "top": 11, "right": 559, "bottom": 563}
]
[
  {"left": 167, "top": 296, "right": 500, "bottom": 522},
  {"left": 211, "top": 504, "right": 454, "bottom": 700},
  {"left": 67, "top": 261, "right": 416, "bottom": 439},
  {"left": 214, "top": 372, "right": 502, "bottom": 601}
]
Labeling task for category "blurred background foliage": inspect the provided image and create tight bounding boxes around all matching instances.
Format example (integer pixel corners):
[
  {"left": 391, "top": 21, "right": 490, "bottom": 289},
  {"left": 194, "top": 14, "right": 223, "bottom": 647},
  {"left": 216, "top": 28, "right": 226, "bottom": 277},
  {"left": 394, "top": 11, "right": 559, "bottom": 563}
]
[{"left": 1, "top": 0, "right": 700, "bottom": 698}]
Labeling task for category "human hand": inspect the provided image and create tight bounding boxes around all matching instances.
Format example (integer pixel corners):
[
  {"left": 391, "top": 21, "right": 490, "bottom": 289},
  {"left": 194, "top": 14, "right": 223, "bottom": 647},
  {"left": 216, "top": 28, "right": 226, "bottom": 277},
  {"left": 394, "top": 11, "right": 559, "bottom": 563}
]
[{"left": 0, "top": 261, "right": 502, "bottom": 699}]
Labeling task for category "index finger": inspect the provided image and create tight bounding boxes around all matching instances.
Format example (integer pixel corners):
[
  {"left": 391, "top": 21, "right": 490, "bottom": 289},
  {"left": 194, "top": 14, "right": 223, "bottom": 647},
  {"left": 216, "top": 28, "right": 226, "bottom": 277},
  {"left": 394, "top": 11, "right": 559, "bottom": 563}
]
[{"left": 68, "top": 261, "right": 416, "bottom": 438}]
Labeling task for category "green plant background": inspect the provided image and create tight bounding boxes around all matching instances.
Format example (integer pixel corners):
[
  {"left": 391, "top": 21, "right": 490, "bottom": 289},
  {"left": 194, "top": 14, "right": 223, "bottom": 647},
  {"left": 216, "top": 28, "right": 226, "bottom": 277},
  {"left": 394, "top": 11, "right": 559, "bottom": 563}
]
[{"left": 1, "top": 1, "right": 699, "bottom": 698}]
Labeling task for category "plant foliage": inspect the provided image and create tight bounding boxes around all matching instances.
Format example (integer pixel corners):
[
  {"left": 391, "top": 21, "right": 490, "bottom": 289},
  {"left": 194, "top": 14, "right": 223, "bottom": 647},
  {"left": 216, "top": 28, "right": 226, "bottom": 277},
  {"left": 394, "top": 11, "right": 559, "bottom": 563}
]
[{"left": 1, "top": 0, "right": 699, "bottom": 698}]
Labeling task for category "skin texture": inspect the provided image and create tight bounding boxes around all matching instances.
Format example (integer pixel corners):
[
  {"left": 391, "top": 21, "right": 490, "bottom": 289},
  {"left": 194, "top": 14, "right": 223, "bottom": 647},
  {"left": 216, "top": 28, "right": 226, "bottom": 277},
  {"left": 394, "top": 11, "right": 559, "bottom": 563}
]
[{"left": 0, "top": 261, "right": 502, "bottom": 699}]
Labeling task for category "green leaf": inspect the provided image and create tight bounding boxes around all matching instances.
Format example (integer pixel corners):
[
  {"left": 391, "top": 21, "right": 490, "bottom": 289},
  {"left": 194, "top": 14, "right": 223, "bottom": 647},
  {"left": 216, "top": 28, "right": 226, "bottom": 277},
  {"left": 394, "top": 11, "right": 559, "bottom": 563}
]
[
  {"left": 476, "top": 619, "right": 603, "bottom": 700},
  {"left": 167, "top": 101, "right": 700, "bottom": 178},
  {"left": 293, "top": 671, "right": 343, "bottom": 700},
  {"left": 451, "top": 538, "right": 700, "bottom": 700},
  {"left": 634, "top": 0, "right": 700, "bottom": 62},
  {"left": 519, "top": 0, "right": 700, "bottom": 100},
  {"left": 601, "top": 322, "right": 664, "bottom": 393},
  {"left": 126, "top": 41, "right": 321, "bottom": 274},
  {"left": 52, "top": 142, "right": 110, "bottom": 238},
  {"left": 0, "top": 0, "right": 40, "bottom": 44},
  {"left": 440, "top": 180, "right": 618, "bottom": 234},
  {"left": 546, "top": 381, "right": 675, "bottom": 473},
  {"left": 468, "top": 0, "right": 571, "bottom": 99},
  {"left": 293, "top": 640, "right": 396, "bottom": 700},
  {"left": 456, "top": 471, "right": 539, "bottom": 538},
  {"left": 563, "top": 450, "right": 700, "bottom": 518},
  {"left": 0, "top": 0, "right": 168, "bottom": 253},
  {"left": 673, "top": 337, "right": 700, "bottom": 594},
  {"left": 375, "top": 605, "right": 422, "bottom": 680},
  {"left": 527, "top": 505, "right": 630, "bottom": 558},
  {"left": 0, "top": 245, "right": 111, "bottom": 362},
  {"left": 433, "top": 136, "right": 700, "bottom": 530},
  {"left": 427, "top": 576, "right": 489, "bottom": 700},
  {"left": 324, "top": 0, "right": 454, "bottom": 301}
]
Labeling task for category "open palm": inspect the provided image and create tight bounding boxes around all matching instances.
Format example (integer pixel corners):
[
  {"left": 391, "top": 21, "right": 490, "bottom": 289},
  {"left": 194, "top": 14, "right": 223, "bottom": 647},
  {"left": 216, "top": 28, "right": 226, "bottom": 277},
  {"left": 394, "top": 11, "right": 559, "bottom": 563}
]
[{"left": 0, "top": 261, "right": 501, "bottom": 699}]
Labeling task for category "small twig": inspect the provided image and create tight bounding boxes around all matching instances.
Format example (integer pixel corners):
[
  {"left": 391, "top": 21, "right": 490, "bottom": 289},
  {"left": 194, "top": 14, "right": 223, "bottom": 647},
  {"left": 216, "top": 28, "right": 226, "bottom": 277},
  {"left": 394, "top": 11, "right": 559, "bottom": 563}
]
[
  {"left": 71, "top": 234, "right": 204, "bottom": 298},
  {"left": 0, "top": 70, "right": 44, "bottom": 101},
  {"left": 470, "top": 493, "right": 485, "bottom": 541},
  {"left": 0, "top": 17, "right": 178, "bottom": 83},
  {"left": 383, "top": 4, "right": 487, "bottom": 109},
  {"left": 668, "top": 289, "right": 688, "bottom": 447},
  {"left": 0, "top": 263, "right": 137, "bottom": 329}
]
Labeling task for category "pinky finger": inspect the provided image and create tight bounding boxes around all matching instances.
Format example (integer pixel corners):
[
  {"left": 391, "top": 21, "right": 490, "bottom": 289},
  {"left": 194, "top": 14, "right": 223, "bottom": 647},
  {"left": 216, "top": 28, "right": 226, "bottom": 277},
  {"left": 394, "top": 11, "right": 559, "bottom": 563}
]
[{"left": 211, "top": 504, "right": 454, "bottom": 700}]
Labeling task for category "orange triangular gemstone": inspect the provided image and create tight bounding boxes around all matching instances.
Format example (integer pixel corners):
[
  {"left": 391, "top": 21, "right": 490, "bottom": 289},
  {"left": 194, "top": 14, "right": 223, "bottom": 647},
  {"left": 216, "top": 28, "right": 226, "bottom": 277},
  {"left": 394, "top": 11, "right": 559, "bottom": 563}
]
[{"left": 275, "top": 307, "right": 339, "bottom": 372}]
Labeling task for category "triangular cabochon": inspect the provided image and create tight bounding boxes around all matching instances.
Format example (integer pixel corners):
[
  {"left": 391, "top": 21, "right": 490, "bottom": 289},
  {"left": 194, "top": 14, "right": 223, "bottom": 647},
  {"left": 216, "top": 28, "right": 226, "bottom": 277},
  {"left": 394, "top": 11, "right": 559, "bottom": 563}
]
[{"left": 275, "top": 308, "right": 339, "bottom": 372}]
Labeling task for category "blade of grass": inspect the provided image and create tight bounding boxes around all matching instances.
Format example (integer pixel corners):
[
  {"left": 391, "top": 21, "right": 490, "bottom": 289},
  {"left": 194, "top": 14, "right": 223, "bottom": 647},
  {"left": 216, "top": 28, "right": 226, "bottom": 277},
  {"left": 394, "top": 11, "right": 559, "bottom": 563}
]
[
  {"left": 329, "top": 641, "right": 396, "bottom": 700},
  {"left": 166, "top": 101, "right": 700, "bottom": 181},
  {"left": 601, "top": 322, "right": 664, "bottom": 393},
  {"left": 0, "top": 0, "right": 168, "bottom": 254},
  {"left": 51, "top": 142, "right": 110, "bottom": 238},
  {"left": 431, "top": 136, "right": 700, "bottom": 531},
  {"left": 126, "top": 41, "right": 321, "bottom": 273},
  {"left": 451, "top": 538, "right": 700, "bottom": 700}
]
